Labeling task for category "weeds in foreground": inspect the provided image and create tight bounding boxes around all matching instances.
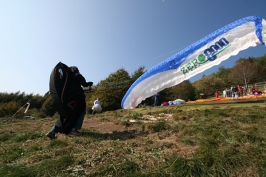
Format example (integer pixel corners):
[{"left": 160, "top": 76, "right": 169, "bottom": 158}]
[
  {"left": 0, "top": 103, "right": 266, "bottom": 176},
  {"left": 143, "top": 120, "right": 170, "bottom": 132}
]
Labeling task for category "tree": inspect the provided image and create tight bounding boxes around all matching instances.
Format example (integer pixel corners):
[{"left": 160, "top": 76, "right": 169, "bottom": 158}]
[
  {"left": 0, "top": 101, "right": 21, "bottom": 117},
  {"left": 228, "top": 58, "right": 259, "bottom": 90},
  {"left": 131, "top": 66, "right": 146, "bottom": 82},
  {"left": 40, "top": 96, "right": 56, "bottom": 118},
  {"left": 253, "top": 53, "right": 266, "bottom": 82},
  {"left": 163, "top": 80, "right": 196, "bottom": 101},
  {"left": 253, "top": 53, "right": 266, "bottom": 67},
  {"left": 193, "top": 75, "right": 226, "bottom": 97},
  {"left": 30, "top": 95, "right": 46, "bottom": 109},
  {"left": 93, "top": 68, "right": 131, "bottom": 111},
  {"left": 214, "top": 66, "right": 232, "bottom": 86}
]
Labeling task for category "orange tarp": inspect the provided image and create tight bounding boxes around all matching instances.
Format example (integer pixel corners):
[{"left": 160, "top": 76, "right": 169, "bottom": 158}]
[{"left": 190, "top": 94, "right": 266, "bottom": 103}]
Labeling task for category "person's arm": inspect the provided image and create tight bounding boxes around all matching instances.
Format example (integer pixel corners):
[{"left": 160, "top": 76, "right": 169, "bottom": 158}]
[{"left": 74, "top": 74, "right": 93, "bottom": 87}]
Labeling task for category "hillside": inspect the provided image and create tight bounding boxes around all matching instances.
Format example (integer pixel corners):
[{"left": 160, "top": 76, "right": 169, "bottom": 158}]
[{"left": 1, "top": 100, "right": 266, "bottom": 176}]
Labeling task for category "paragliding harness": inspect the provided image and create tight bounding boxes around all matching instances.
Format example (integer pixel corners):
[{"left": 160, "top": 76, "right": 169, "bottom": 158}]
[{"left": 49, "top": 62, "right": 88, "bottom": 134}]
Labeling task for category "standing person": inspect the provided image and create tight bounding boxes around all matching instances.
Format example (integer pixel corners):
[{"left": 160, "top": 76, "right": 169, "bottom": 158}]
[
  {"left": 232, "top": 86, "right": 238, "bottom": 100},
  {"left": 92, "top": 98, "right": 102, "bottom": 114},
  {"left": 237, "top": 85, "right": 243, "bottom": 97},
  {"left": 251, "top": 86, "right": 255, "bottom": 94},
  {"left": 223, "top": 89, "right": 227, "bottom": 98},
  {"left": 154, "top": 93, "right": 160, "bottom": 106},
  {"left": 46, "top": 62, "right": 93, "bottom": 139},
  {"left": 215, "top": 91, "right": 219, "bottom": 98}
]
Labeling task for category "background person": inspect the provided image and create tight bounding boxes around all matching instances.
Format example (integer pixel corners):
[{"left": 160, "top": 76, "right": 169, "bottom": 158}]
[
  {"left": 238, "top": 85, "right": 243, "bottom": 97},
  {"left": 223, "top": 89, "right": 227, "bottom": 97},
  {"left": 92, "top": 98, "right": 102, "bottom": 114},
  {"left": 215, "top": 91, "right": 219, "bottom": 98},
  {"left": 232, "top": 86, "right": 238, "bottom": 100},
  {"left": 154, "top": 93, "right": 160, "bottom": 106}
]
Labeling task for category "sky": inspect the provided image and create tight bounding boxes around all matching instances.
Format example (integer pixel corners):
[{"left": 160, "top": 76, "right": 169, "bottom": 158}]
[{"left": 0, "top": 0, "right": 266, "bottom": 96}]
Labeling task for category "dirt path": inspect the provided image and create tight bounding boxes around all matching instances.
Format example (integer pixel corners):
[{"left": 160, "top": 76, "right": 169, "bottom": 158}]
[{"left": 83, "top": 117, "right": 127, "bottom": 133}]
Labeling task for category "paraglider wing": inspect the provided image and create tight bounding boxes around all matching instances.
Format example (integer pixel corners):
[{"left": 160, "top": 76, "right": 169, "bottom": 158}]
[{"left": 122, "top": 16, "right": 266, "bottom": 109}]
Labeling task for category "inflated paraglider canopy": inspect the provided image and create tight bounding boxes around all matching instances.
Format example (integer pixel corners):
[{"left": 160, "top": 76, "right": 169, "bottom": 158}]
[{"left": 121, "top": 16, "right": 266, "bottom": 109}]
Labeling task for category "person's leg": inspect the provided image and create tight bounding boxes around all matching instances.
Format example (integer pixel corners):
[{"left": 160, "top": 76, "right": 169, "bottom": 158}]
[
  {"left": 154, "top": 98, "right": 158, "bottom": 106},
  {"left": 50, "top": 125, "right": 57, "bottom": 133},
  {"left": 69, "top": 110, "right": 86, "bottom": 136},
  {"left": 46, "top": 125, "right": 57, "bottom": 139},
  {"left": 74, "top": 109, "right": 86, "bottom": 130},
  {"left": 235, "top": 92, "right": 238, "bottom": 100}
]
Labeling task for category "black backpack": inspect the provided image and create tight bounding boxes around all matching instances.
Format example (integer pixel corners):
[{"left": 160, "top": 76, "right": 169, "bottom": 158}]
[{"left": 49, "top": 62, "right": 85, "bottom": 134}]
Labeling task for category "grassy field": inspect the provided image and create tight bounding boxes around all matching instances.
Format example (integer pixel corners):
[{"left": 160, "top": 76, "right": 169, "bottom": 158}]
[{"left": 1, "top": 100, "right": 266, "bottom": 176}]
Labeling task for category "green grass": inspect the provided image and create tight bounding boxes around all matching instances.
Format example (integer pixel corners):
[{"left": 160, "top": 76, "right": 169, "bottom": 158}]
[{"left": 1, "top": 101, "right": 266, "bottom": 176}]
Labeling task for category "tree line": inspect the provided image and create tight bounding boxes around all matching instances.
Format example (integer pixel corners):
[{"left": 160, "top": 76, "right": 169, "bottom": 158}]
[{"left": 1, "top": 53, "right": 266, "bottom": 118}]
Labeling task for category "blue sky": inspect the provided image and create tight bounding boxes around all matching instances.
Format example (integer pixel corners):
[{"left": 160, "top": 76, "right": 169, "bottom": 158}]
[{"left": 0, "top": 0, "right": 266, "bottom": 96}]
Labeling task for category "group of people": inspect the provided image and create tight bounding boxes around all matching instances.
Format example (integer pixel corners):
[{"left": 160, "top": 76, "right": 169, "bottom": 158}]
[
  {"left": 221, "top": 85, "right": 244, "bottom": 100},
  {"left": 46, "top": 63, "right": 102, "bottom": 139},
  {"left": 250, "top": 87, "right": 263, "bottom": 95},
  {"left": 222, "top": 85, "right": 263, "bottom": 100}
]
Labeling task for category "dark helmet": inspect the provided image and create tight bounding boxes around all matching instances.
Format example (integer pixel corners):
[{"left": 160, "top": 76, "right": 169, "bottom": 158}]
[{"left": 70, "top": 66, "right": 79, "bottom": 73}]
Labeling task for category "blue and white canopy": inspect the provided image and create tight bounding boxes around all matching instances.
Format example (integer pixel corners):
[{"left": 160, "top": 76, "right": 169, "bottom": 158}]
[{"left": 122, "top": 16, "right": 266, "bottom": 109}]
